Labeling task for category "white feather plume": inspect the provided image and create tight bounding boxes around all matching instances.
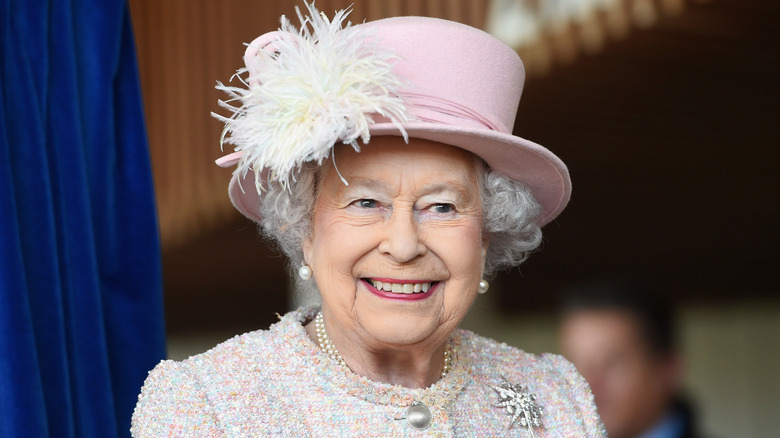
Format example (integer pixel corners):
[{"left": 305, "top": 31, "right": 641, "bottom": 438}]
[{"left": 214, "top": 2, "right": 411, "bottom": 191}]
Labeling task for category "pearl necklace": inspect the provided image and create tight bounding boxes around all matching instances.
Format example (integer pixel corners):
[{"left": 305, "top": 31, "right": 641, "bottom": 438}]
[
  {"left": 314, "top": 311, "right": 348, "bottom": 368},
  {"left": 314, "top": 311, "right": 454, "bottom": 378}
]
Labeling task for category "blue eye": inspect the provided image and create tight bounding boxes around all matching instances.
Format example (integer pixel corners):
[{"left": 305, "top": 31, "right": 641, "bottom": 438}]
[
  {"left": 356, "top": 199, "right": 377, "bottom": 208},
  {"left": 432, "top": 203, "right": 454, "bottom": 214}
]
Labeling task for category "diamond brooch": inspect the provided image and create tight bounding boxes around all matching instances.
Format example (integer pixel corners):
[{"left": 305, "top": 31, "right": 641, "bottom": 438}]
[{"left": 492, "top": 379, "right": 544, "bottom": 436}]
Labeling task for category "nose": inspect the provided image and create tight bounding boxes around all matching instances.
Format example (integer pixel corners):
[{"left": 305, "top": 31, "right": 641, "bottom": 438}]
[{"left": 378, "top": 208, "right": 427, "bottom": 262}]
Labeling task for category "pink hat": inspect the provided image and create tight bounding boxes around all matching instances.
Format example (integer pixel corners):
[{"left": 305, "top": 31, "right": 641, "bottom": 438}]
[{"left": 215, "top": 7, "right": 570, "bottom": 226}]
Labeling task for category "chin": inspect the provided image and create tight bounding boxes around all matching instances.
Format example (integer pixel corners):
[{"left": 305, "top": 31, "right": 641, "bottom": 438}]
[{"left": 359, "top": 312, "right": 444, "bottom": 346}]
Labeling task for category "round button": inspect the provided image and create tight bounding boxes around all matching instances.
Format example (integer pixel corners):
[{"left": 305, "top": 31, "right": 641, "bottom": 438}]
[{"left": 405, "top": 401, "right": 432, "bottom": 430}]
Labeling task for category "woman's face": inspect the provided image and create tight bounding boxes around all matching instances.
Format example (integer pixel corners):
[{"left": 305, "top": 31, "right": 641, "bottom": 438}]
[{"left": 303, "top": 137, "right": 488, "bottom": 350}]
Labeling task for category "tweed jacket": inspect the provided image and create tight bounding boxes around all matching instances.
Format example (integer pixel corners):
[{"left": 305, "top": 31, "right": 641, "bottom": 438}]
[{"left": 132, "top": 308, "right": 606, "bottom": 437}]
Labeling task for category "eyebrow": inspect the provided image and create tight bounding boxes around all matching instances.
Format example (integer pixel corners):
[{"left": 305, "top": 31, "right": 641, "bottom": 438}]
[
  {"left": 344, "top": 178, "right": 470, "bottom": 202},
  {"left": 418, "top": 182, "right": 468, "bottom": 195},
  {"left": 418, "top": 182, "right": 469, "bottom": 204},
  {"left": 341, "top": 178, "right": 392, "bottom": 194}
]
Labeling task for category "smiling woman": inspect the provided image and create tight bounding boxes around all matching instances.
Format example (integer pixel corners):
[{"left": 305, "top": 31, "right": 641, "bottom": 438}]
[
  {"left": 303, "top": 140, "right": 486, "bottom": 388},
  {"left": 131, "top": 3, "right": 605, "bottom": 436}
]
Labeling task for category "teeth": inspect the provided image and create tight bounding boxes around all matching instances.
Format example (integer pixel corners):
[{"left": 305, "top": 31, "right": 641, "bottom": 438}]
[{"left": 370, "top": 279, "right": 433, "bottom": 294}]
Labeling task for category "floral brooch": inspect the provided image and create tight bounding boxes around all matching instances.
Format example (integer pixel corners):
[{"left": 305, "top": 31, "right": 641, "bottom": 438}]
[{"left": 492, "top": 378, "right": 544, "bottom": 436}]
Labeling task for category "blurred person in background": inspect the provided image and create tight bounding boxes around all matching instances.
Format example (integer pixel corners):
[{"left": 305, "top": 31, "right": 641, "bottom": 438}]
[{"left": 559, "top": 282, "right": 708, "bottom": 438}]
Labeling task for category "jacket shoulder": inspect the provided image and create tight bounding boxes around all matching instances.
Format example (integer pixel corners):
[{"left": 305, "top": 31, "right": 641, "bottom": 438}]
[
  {"left": 131, "top": 359, "right": 222, "bottom": 437},
  {"left": 457, "top": 330, "right": 607, "bottom": 437}
]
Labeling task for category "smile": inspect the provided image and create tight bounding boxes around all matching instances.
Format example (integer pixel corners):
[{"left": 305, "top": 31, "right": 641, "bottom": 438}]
[{"left": 366, "top": 279, "right": 437, "bottom": 294}]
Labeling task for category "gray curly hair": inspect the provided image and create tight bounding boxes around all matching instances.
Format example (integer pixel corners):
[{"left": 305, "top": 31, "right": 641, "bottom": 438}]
[{"left": 258, "top": 158, "right": 542, "bottom": 294}]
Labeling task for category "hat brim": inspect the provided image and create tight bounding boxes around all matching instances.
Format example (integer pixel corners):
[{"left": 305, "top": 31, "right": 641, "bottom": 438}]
[{"left": 226, "top": 122, "right": 570, "bottom": 227}]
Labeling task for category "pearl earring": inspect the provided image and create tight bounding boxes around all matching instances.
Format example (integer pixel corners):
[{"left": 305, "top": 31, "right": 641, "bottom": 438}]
[
  {"left": 298, "top": 264, "right": 312, "bottom": 280},
  {"left": 478, "top": 279, "right": 489, "bottom": 294}
]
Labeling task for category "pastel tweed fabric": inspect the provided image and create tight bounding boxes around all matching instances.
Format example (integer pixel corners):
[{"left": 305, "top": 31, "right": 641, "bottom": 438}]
[{"left": 132, "top": 308, "right": 606, "bottom": 437}]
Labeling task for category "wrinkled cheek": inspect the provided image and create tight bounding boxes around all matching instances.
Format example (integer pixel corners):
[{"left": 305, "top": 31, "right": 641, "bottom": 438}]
[
  {"left": 315, "top": 259, "right": 354, "bottom": 292},
  {"left": 464, "top": 239, "right": 488, "bottom": 280}
]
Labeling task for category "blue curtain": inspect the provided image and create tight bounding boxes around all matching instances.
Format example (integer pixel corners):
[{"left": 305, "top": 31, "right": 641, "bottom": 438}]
[{"left": 0, "top": 1, "right": 165, "bottom": 437}]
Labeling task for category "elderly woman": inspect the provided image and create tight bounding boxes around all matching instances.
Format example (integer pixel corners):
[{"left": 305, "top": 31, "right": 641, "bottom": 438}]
[{"left": 132, "top": 4, "right": 605, "bottom": 437}]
